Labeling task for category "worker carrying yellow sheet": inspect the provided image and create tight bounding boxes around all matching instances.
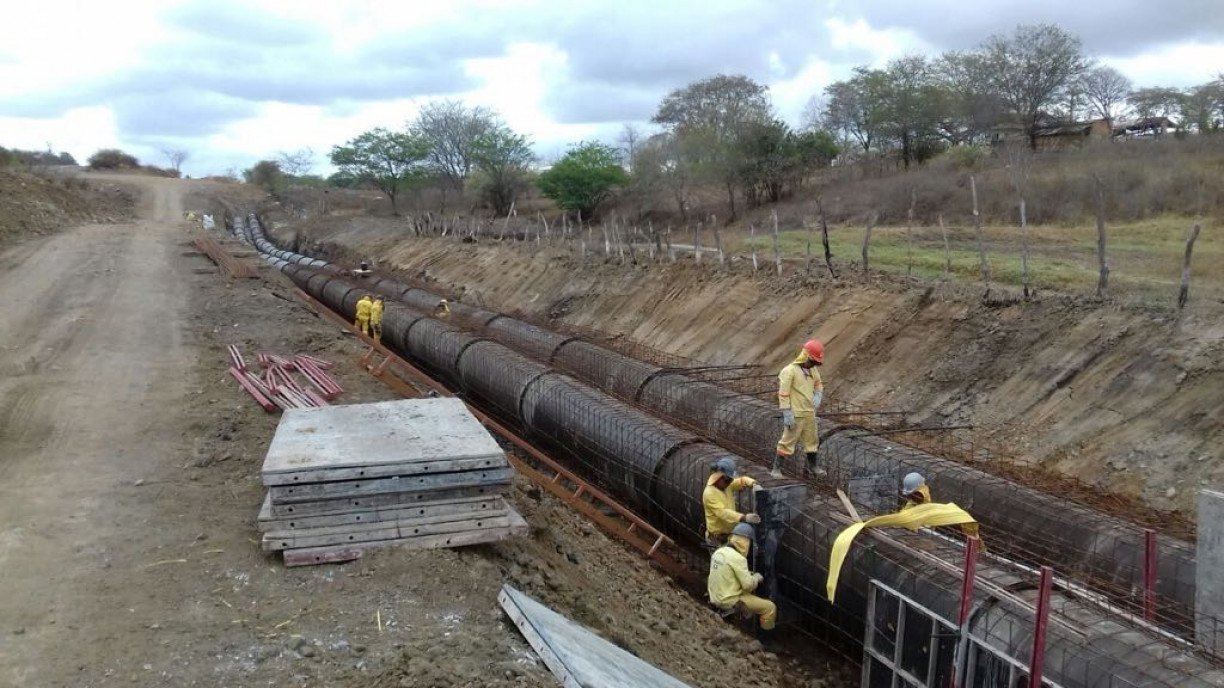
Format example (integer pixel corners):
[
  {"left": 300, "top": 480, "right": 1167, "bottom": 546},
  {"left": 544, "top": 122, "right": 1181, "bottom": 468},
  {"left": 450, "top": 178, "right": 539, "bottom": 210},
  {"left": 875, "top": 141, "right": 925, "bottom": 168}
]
[{"left": 826, "top": 502, "right": 978, "bottom": 602}]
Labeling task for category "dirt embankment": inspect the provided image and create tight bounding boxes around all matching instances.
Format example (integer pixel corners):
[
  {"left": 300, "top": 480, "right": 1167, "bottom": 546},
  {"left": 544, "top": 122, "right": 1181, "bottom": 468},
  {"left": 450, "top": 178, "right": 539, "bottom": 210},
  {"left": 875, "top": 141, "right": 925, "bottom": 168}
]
[
  {"left": 0, "top": 175, "right": 845, "bottom": 687},
  {"left": 278, "top": 216, "right": 1224, "bottom": 518},
  {"left": 0, "top": 169, "right": 135, "bottom": 245}
]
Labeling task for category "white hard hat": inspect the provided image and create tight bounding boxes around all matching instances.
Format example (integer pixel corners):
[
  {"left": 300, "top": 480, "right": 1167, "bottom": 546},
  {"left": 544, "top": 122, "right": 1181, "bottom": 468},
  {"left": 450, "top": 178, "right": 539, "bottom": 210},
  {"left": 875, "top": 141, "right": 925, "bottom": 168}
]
[{"left": 902, "top": 472, "right": 926, "bottom": 495}]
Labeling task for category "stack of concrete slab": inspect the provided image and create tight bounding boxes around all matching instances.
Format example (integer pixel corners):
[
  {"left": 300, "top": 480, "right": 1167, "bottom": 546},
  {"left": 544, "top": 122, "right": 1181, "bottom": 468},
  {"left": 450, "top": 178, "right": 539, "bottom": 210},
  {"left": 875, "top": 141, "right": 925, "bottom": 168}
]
[{"left": 258, "top": 398, "right": 528, "bottom": 566}]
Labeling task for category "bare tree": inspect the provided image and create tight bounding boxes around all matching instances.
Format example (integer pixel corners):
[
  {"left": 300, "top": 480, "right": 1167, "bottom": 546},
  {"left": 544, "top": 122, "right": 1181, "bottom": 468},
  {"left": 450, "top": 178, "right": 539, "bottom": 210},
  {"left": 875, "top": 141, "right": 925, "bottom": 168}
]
[
  {"left": 410, "top": 100, "right": 498, "bottom": 206},
  {"left": 970, "top": 24, "right": 1090, "bottom": 150},
  {"left": 618, "top": 124, "right": 645, "bottom": 172},
  {"left": 815, "top": 196, "right": 835, "bottom": 278},
  {"left": 1081, "top": 66, "right": 1132, "bottom": 131},
  {"left": 276, "top": 148, "right": 315, "bottom": 177},
  {"left": 160, "top": 147, "right": 189, "bottom": 174}
]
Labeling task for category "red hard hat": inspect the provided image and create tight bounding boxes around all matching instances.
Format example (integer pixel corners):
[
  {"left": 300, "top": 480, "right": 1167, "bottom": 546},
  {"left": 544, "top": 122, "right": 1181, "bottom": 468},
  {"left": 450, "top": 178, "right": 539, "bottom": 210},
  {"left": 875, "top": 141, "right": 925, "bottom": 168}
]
[{"left": 803, "top": 339, "right": 824, "bottom": 364}]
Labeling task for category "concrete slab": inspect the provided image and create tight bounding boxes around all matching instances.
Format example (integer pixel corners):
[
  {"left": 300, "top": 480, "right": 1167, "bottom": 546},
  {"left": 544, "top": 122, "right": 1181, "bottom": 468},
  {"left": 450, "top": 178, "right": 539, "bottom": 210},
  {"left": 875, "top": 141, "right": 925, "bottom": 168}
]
[
  {"left": 281, "top": 508, "right": 530, "bottom": 566},
  {"left": 267, "top": 483, "right": 510, "bottom": 518},
  {"left": 498, "top": 585, "right": 693, "bottom": 688},
  {"left": 267, "top": 467, "right": 514, "bottom": 504},
  {"left": 261, "top": 398, "right": 505, "bottom": 477},
  {"left": 257, "top": 493, "right": 503, "bottom": 531}
]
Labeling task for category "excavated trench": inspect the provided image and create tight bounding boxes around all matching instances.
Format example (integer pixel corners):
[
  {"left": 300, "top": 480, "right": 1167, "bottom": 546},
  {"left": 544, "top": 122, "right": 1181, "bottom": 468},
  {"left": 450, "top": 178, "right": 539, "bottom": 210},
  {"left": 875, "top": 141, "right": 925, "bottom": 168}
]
[{"left": 237, "top": 214, "right": 1224, "bottom": 688}]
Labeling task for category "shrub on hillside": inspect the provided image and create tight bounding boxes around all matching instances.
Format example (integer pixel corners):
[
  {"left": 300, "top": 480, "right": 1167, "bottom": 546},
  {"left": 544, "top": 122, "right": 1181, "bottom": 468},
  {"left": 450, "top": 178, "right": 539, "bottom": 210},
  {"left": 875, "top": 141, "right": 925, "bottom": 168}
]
[{"left": 88, "top": 149, "right": 140, "bottom": 170}]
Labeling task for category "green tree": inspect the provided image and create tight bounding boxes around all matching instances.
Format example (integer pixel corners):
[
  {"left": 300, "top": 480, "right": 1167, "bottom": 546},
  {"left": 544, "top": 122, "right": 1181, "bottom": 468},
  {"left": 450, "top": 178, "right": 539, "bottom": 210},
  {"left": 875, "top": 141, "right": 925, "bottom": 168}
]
[
  {"left": 469, "top": 126, "right": 535, "bottom": 216},
  {"left": 536, "top": 142, "right": 627, "bottom": 219},
  {"left": 87, "top": 148, "right": 140, "bottom": 169},
  {"left": 329, "top": 128, "right": 430, "bottom": 214},
  {"left": 653, "top": 74, "right": 773, "bottom": 219},
  {"left": 243, "top": 160, "right": 285, "bottom": 194},
  {"left": 968, "top": 24, "right": 1090, "bottom": 149},
  {"left": 821, "top": 69, "right": 892, "bottom": 154}
]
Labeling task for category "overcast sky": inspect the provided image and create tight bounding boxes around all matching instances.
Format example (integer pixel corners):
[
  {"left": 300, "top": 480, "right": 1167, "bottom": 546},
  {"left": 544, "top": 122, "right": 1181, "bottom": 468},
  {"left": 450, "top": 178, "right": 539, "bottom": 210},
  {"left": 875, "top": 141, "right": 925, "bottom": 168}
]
[{"left": 2, "top": 0, "right": 1222, "bottom": 177}]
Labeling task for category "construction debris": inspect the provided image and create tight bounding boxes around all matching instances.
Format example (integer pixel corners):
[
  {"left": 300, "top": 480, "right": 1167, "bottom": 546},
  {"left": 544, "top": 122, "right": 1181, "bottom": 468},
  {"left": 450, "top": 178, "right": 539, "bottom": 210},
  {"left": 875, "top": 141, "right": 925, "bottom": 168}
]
[
  {"left": 257, "top": 398, "right": 527, "bottom": 566},
  {"left": 498, "top": 585, "right": 693, "bottom": 688},
  {"left": 227, "top": 347, "right": 342, "bottom": 411},
  {"left": 192, "top": 235, "right": 258, "bottom": 278}
]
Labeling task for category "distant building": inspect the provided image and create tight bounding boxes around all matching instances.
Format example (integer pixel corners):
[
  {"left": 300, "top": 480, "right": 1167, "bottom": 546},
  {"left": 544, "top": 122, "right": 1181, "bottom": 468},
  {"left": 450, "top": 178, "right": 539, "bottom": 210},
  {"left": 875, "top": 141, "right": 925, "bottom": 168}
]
[{"left": 992, "top": 115, "right": 1113, "bottom": 150}]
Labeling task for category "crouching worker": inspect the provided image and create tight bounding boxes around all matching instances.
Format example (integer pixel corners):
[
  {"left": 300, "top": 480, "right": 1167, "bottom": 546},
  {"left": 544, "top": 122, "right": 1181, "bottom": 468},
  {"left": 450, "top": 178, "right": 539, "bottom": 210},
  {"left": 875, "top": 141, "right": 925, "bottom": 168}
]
[
  {"left": 708, "top": 522, "right": 777, "bottom": 638},
  {"left": 703, "top": 457, "right": 760, "bottom": 549}
]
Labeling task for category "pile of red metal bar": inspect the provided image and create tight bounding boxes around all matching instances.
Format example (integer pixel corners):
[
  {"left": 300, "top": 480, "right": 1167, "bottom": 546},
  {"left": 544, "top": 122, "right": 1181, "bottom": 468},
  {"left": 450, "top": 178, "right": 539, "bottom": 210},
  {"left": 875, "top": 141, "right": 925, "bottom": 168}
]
[{"left": 227, "top": 345, "right": 344, "bottom": 412}]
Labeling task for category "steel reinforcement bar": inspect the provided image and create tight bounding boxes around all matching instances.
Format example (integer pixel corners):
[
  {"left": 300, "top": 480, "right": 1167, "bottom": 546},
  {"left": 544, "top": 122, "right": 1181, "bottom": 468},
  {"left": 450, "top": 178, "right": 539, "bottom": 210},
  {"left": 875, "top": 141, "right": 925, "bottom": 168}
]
[
  {"left": 232, "top": 213, "right": 1200, "bottom": 637},
  {"left": 235, "top": 214, "right": 1224, "bottom": 686}
]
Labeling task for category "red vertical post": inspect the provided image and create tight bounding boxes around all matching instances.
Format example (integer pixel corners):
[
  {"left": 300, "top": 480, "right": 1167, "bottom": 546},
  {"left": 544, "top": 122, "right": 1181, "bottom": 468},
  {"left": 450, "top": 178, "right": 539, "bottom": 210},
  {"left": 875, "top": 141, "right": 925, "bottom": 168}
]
[
  {"left": 1029, "top": 566, "right": 1054, "bottom": 687},
  {"left": 958, "top": 536, "right": 981, "bottom": 625},
  {"left": 1143, "top": 528, "right": 1157, "bottom": 622}
]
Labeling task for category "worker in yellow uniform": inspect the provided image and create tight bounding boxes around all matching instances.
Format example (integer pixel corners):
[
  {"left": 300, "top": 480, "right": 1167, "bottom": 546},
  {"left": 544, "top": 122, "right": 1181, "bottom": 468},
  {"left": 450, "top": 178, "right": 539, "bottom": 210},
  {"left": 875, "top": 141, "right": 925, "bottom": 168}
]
[
  {"left": 773, "top": 339, "right": 825, "bottom": 479},
  {"left": 370, "top": 296, "right": 385, "bottom": 343},
  {"left": 703, "top": 457, "right": 760, "bottom": 548},
  {"left": 433, "top": 298, "right": 451, "bottom": 320},
  {"left": 708, "top": 522, "right": 777, "bottom": 641},
  {"left": 900, "top": 472, "right": 930, "bottom": 511},
  {"left": 355, "top": 294, "right": 373, "bottom": 336}
]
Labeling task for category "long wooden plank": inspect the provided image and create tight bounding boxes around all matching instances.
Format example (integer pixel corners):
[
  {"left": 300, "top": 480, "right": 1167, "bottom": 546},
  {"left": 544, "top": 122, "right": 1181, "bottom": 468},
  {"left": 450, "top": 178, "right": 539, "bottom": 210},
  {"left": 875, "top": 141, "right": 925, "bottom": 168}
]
[
  {"left": 267, "top": 482, "right": 510, "bottom": 518},
  {"left": 262, "top": 455, "right": 507, "bottom": 486},
  {"left": 257, "top": 492, "right": 504, "bottom": 530},
  {"left": 267, "top": 467, "right": 514, "bottom": 504},
  {"left": 281, "top": 509, "right": 529, "bottom": 566},
  {"left": 263, "top": 512, "right": 516, "bottom": 551},
  {"left": 498, "top": 585, "right": 693, "bottom": 688}
]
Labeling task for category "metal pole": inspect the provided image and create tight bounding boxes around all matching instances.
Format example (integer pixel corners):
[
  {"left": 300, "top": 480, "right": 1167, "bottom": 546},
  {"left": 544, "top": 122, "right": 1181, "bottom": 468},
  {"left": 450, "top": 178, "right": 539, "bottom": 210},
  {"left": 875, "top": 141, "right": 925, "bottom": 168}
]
[
  {"left": 958, "top": 536, "right": 980, "bottom": 625},
  {"left": 1029, "top": 566, "right": 1054, "bottom": 687},
  {"left": 1144, "top": 528, "right": 1157, "bottom": 622}
]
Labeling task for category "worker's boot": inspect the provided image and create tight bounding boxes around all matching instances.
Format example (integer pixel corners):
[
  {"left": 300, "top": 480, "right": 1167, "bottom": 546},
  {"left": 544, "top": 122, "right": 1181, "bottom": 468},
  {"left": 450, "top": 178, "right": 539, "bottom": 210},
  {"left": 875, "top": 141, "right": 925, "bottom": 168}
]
[
  {"left": 757, "top": 626, "right": 779, "bottom": 651},
  {"left": 770, "top": 454, "right": 785, "bottom": 479},
  {"left": 804, "top": 452, "right": 825, "bottom": 479}
]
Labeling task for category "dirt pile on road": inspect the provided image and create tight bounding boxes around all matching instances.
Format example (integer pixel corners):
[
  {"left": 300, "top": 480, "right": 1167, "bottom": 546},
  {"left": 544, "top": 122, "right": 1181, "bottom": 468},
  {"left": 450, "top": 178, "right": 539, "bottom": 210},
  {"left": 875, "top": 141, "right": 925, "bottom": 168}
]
[{"left": 0, "top": 169, "right": 134, "bottom": 245}]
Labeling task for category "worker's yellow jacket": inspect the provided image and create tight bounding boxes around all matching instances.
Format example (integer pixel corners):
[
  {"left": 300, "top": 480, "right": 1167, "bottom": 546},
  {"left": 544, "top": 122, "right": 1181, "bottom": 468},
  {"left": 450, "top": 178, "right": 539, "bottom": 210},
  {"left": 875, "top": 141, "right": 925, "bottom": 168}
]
[
  {"left": 708, "top": 537, "right": 759, "bottom": 607},
  {"left": 355, "top": 298, "right": 372, "bottom": 321},
  {"left": 703, "top": 473, "right": 756, "bottom": 537},
  {"left": 778, "top": 352, "right": 823, "bottom": 418},
  {"left": 369, "top": 300, "right": 384, "bottom": 325}
]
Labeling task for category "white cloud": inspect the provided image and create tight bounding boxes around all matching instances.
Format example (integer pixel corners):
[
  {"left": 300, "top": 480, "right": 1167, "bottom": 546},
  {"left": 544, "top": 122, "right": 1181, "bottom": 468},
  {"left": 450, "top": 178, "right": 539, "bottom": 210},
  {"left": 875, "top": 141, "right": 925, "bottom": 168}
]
[{"left": 0, "top": 0, "right": 1221, "bottom": 177}]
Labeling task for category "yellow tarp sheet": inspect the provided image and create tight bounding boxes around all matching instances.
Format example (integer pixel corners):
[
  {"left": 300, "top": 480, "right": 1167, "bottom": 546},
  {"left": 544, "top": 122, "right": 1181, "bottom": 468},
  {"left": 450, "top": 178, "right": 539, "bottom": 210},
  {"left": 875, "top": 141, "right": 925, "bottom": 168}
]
[{"left": 826, "top": 502, "right": 978, "bottom": 602}]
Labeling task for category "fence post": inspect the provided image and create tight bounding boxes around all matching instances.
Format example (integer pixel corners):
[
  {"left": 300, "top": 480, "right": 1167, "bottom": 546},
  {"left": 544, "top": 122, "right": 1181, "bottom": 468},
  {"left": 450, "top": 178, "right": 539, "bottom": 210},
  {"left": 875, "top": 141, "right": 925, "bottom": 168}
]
[
  {"left": 959, "top": 536, "right": 981, "bottom": 626},
  {"left": 1029, "top": 566, "right": 1054, "bottom": 687},
  {"left": 1144, "top": 528, "right": 1157, "bottom": 622}
]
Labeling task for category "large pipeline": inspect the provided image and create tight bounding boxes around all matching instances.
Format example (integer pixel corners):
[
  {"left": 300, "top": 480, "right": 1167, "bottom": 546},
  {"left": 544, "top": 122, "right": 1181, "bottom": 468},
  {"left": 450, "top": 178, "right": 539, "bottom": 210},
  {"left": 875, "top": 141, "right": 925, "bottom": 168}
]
[
  {"left": 240, "top": 215, "right": 1199, "bottom": 630},
  {"left": 237, "top": 214, "right": 1224, "bottom": 686}
]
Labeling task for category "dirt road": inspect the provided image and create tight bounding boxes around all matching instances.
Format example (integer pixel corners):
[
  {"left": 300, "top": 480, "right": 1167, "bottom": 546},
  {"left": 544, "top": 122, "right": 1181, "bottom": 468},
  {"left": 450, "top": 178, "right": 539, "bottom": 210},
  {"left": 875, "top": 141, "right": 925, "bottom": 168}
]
[
  {"left": 0, "top": 177, "right": 196, "bottom": 686},
  {"left": 0, "top": 178, "right": 845, "bottom": 687}
]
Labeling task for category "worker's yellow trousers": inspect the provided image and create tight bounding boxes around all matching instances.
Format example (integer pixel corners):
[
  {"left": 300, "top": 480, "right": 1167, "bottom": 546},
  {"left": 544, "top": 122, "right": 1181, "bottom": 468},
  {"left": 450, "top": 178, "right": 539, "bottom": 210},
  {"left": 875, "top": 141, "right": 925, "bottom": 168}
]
[
  {"left": 732, "top": 594, "right": 777, "bottom": 630},
  {"left": 355, "top": 316, "right": 370, "bottom": 335}
]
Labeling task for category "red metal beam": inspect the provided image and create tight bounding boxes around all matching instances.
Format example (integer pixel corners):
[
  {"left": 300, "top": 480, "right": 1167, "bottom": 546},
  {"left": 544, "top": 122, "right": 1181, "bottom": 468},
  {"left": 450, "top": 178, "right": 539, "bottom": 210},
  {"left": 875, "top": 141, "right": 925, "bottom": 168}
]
[
  {"left": 1029, "top": 566, "right": 1054, "bottom": 687},
  {"left": 958, "top": 535, "right": 980, "bottom": 626},
  {"left": 228, "top": 366, "right": 276, "bottom": 412}
]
